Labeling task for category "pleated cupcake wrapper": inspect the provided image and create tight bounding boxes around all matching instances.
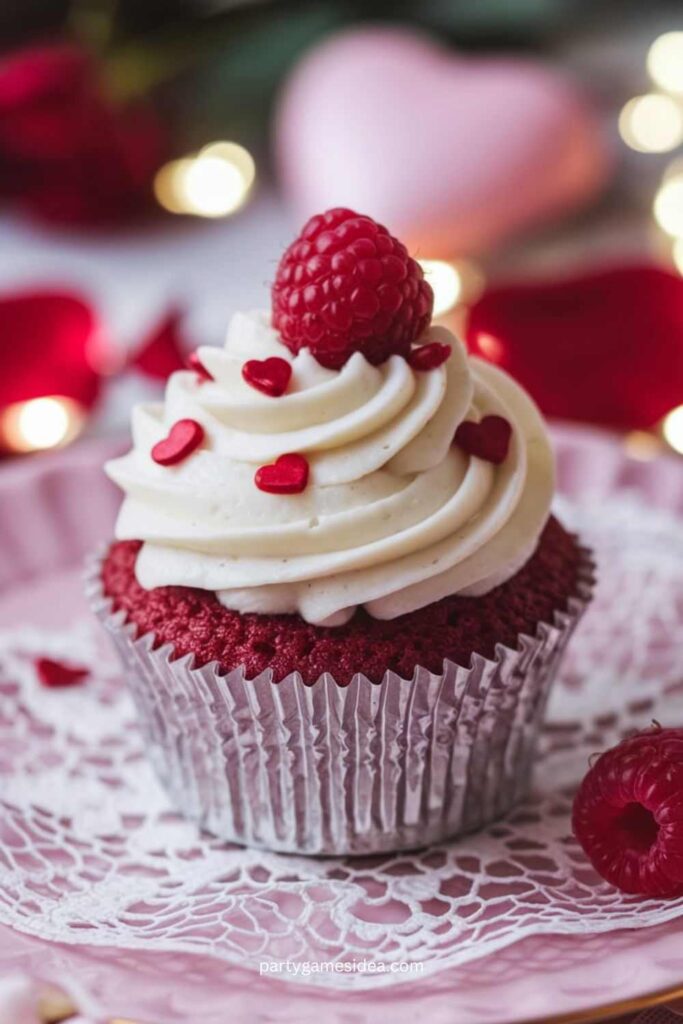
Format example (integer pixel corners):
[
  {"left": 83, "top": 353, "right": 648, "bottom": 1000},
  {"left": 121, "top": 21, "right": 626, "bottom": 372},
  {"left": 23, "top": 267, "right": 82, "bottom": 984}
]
[{"left": 85, "top": 548, "right": 594, "bottom": 856}]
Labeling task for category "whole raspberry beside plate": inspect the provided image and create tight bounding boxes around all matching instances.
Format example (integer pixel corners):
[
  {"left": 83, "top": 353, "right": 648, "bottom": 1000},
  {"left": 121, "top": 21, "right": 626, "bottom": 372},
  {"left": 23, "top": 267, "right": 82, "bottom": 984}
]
[
  {"left": 272, "top": 207, "right": 433, "bottom": 368},
  {"left": 572, "top": 725, "right": 683, "bottom": 897}
]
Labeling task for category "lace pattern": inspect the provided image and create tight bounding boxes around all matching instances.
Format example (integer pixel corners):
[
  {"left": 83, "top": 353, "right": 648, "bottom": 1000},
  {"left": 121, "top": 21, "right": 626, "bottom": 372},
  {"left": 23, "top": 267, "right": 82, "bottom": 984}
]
[{"left": 0, "top": 493, "right": 682, "bottom": 990}]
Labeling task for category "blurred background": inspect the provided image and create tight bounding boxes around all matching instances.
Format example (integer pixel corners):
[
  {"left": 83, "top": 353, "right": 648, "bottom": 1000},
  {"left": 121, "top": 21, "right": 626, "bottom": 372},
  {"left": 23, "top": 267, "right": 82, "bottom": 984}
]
[{"left": 1, "top": 0, "right": 682, "bottom": 461}]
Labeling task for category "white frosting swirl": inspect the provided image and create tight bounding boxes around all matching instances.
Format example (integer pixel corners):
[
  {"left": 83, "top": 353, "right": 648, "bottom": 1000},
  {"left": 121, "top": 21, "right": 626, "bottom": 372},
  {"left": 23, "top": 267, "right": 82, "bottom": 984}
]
[{"left": 106, "top": 311, "right": 554, "bottom": 626}]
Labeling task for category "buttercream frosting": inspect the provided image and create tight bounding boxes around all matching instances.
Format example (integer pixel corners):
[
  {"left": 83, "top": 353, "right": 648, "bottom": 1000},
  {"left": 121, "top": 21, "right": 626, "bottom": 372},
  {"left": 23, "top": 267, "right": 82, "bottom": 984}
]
[{"left": 106, "top": 311, "right": 554, "bottom": 626}]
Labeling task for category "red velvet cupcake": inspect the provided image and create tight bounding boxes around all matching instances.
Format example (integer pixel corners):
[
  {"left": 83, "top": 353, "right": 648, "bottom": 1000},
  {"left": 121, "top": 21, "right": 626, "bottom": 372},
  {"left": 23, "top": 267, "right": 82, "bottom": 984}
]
[{"left": 89, "top": 209, "right": 593, "bottom": 854}]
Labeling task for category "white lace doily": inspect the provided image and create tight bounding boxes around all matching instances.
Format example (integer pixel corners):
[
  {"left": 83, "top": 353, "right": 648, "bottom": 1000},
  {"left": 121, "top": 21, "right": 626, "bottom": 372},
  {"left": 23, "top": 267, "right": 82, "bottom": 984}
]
[{"left": 1, "top": 493, "right": 682, "bottom": 991}]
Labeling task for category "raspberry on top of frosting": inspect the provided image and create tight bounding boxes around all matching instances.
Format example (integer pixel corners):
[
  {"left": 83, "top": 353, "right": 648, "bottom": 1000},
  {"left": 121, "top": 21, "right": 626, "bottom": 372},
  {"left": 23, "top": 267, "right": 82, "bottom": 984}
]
[
  {"left": 272, "top": 208, "right": 434, "bottom": 369},
  {"left": 105, "top": 209, "right": 555, "bottom": 628}
]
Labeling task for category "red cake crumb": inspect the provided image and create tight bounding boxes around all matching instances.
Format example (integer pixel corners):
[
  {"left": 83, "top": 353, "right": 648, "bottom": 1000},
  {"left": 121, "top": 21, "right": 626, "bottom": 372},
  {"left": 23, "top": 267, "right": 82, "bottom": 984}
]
[{"left": 100, "top": 516, "right": 584, "bottom": 686}]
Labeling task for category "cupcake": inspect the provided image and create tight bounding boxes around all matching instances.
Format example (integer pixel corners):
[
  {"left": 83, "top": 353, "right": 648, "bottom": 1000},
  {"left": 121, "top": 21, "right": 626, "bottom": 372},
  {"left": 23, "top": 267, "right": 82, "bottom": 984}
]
[{"left": 89, "top": 208, "right": 593, "bottom": 855}]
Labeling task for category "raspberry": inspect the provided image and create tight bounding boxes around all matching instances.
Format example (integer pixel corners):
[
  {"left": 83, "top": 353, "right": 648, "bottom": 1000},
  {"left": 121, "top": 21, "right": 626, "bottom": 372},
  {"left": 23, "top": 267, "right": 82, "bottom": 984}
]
[
  {"left": 572, "top": 726, "right": 683, "bottom": 897},
  {"left": 272, "top": 208, "right": 434, "bottom": 369}
]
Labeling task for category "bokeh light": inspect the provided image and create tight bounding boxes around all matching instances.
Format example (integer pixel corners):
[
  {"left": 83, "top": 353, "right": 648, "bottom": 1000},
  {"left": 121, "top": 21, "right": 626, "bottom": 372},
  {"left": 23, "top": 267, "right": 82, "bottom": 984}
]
[
  {"left": 647, "top": 32, "right": 683, "bottom": 94},
  {"left": 182, "top": 156, "right": 247, "bottom": 217},
  {"left": 153, "top": 158, "right": 191, "bottom": 214},
  {"left": 619, "top": 93, "right": 683, "bottom": 153},
  {"left": 624, "top": 430, "right": 664, "bottom": 461},
  {"left": 419, "top": 260, "right": 462, "bottom": 316},
  {"left": 418, "top": 259, "right": 484, "bottom": 318},
  {"left": 154, "top": 141, "right": 255, "bottom": 218},
  {"left": 653, "top": 174, "right": 683, "bottom": 236},
  {"left": 663, "top": 404, "right": 683, "bottom": 455},
  {"left": 1, "top": 396, "right": 84, "bottom": 453},
  {"left": 672, "top": 237, "right": 683, "bottom": 273},
  {"left": 474, "top": 332, "right": 505, "bottom": 363},
  {"left": 200, "top": 141, "right": 256, "bottom": 190}
]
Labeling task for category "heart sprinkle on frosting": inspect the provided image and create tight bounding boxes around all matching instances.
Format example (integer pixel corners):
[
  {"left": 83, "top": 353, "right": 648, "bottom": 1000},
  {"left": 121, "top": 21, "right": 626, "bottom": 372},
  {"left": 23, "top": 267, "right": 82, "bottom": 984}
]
[
  {"left": 255, "top": 452, "right": 309, "bottom": 494},
  {"left": 454, "top": 415, "right": 512, "bottom": 465},
  {"left": 151, "top": 419, "right": 205, "bottom": 466},
  {"left": 407, "top": 341, "right": 451, "bottom": 371},
  {"left": 36, "top": 657, "right": 89, "bottom": 688},
  {"left": 242, "top": 356, "right": 292, "bottom": 397},
  {"left": 186, "top": 351, "right": 214, "bottom": 382}
]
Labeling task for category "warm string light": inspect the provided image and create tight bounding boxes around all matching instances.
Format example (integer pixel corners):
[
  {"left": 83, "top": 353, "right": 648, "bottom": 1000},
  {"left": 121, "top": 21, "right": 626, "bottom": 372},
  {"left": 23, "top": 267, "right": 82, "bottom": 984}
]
[
  {"left": 154, "top": 141, "right": 256, "bottom": 218},
  {"left": 630, "top": 32, "right": 683, "bottom": 268},
  {"left": 650, "top": 160, "right": 683, "bottom": 268},
  {"left": 419, "top": 259, "right": 461, "bottom": 315},
  {"left": 622, "top": 67, "right": 683, "bottom": 459},
  {"left": 38, "top": 989, "right": 78, "bottom": 1023},
  {"left": 647, "top": 32, "right": 683, "bottom": 94},
  {"left": 418, "top": 259, "right": 484, "bottom": 318},
  {"left": 474, "top": 332, "right": 505, "bottom": 363},
  {"left": 672, "top": 237, "right": 683, "bottom": 273},
  {"left": 618, "top": 31, "right": 683, "bottom": 156},
  {"left": 662, "top": 404, "right": 683, "bottom": 455},
  {"left": 619, "top": 93, "right": 683, "bottom": 153},
  {"left": 0, "top": 396, "right": 84, "bottom": 453},
  {"left": 654, "top": 169, "right": 683, "bottom": 236},
  {"left": 623, "top": 430, "right": 665, "bottom": 461}
]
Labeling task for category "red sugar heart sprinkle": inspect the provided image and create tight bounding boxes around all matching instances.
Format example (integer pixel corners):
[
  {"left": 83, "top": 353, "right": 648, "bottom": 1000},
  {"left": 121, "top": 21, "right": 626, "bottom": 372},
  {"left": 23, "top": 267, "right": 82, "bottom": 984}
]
[
  {"left": 242, "top": 356, "right": 292, "bottom": 397},
  {"left": 255, "top": 452, "right": 309, "bottom": 494},
  {"left": 454, "top": 414, "right": 512, "bottom": 465},
  {"left": 36, "top": 657, "right": 88, "bottom": 688},
  {"left": 186, "top": 351, "right": 213, "bottom": 382},
  {"left": 151, "top": 419, "right": 205, "bottom": 466},
  {"left": 407, "top": 341, "right": 451, "bottom": 371}
]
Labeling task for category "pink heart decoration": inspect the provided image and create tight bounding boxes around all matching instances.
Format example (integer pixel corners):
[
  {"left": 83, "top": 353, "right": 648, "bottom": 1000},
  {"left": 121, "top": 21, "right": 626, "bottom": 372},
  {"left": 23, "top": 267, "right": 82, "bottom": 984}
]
[
  {"left": 276, "top": 28, "right": 611, "bottom": 256},
  {"left": 151, "top": 419, "right": 204, "bottom": 466},
  {"left": 454, "top": 415, "right": 512, "bottom": 464},
  {"left": 255, "top": 453, "right": 309, "bottom": 494},
  {"left": 242, "top": 356, "right": 292, "bottom": 397}
]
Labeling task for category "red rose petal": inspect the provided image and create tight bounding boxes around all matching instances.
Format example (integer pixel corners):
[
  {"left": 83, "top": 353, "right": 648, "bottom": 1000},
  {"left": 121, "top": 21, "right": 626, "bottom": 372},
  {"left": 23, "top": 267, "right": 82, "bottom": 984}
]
[
  {"left": 242, "top": 357, "right": 292, "bottom": 397},
  {"left": 186, "top": 351, "right": 214, "bottom": 382},
  {"left": 36, "top": 656, "right": 88, "bottom": 688},
  {"left": 454, "top": 415, "right": 512, "bottom": 464},
  {"left": 407, "top": 341, "right": 451, "bottom": 371},
  {"left": 0, "top": 290, "right": 101, "bottom": 416},
  {"left": 0, "top": 46, "right": 94, "bottom": 160},
  {"left": 151, "top": 419, "right": 205, "bottom": 466},
  {"left": 131, "top": 308, "right": 187, "bottom": 380},
  {"left": 467, "top": 264, "right": 683, "bottom": 431},
  {"left": 0, "top": 43, "right": 169, "bottom": 227},
  {"left": 255, "top": 453, "right": 309, "bottom": 494}
]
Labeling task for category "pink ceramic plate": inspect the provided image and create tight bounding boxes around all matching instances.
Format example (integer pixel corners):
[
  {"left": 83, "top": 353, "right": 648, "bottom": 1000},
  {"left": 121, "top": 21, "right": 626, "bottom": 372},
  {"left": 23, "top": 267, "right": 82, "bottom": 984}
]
[{"left": 0, "top": 427, "right": 682, "bottom": 1024}]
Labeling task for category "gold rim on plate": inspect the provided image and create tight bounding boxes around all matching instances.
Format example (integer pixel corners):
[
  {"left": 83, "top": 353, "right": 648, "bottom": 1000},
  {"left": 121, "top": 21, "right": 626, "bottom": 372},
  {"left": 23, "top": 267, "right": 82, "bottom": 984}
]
[
  {"left": 39, "top": 978, "right": 683, "bottom": 1023},
  {"left": 520, "top": 980, "right": 683, "bottom": 1023}
]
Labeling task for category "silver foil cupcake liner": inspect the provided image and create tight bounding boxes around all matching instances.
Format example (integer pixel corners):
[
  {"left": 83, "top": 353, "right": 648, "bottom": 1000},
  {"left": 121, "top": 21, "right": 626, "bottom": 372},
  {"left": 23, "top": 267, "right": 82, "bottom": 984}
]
[{"left": 86, "top": 547, "right": 594, "bottom": 856}]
